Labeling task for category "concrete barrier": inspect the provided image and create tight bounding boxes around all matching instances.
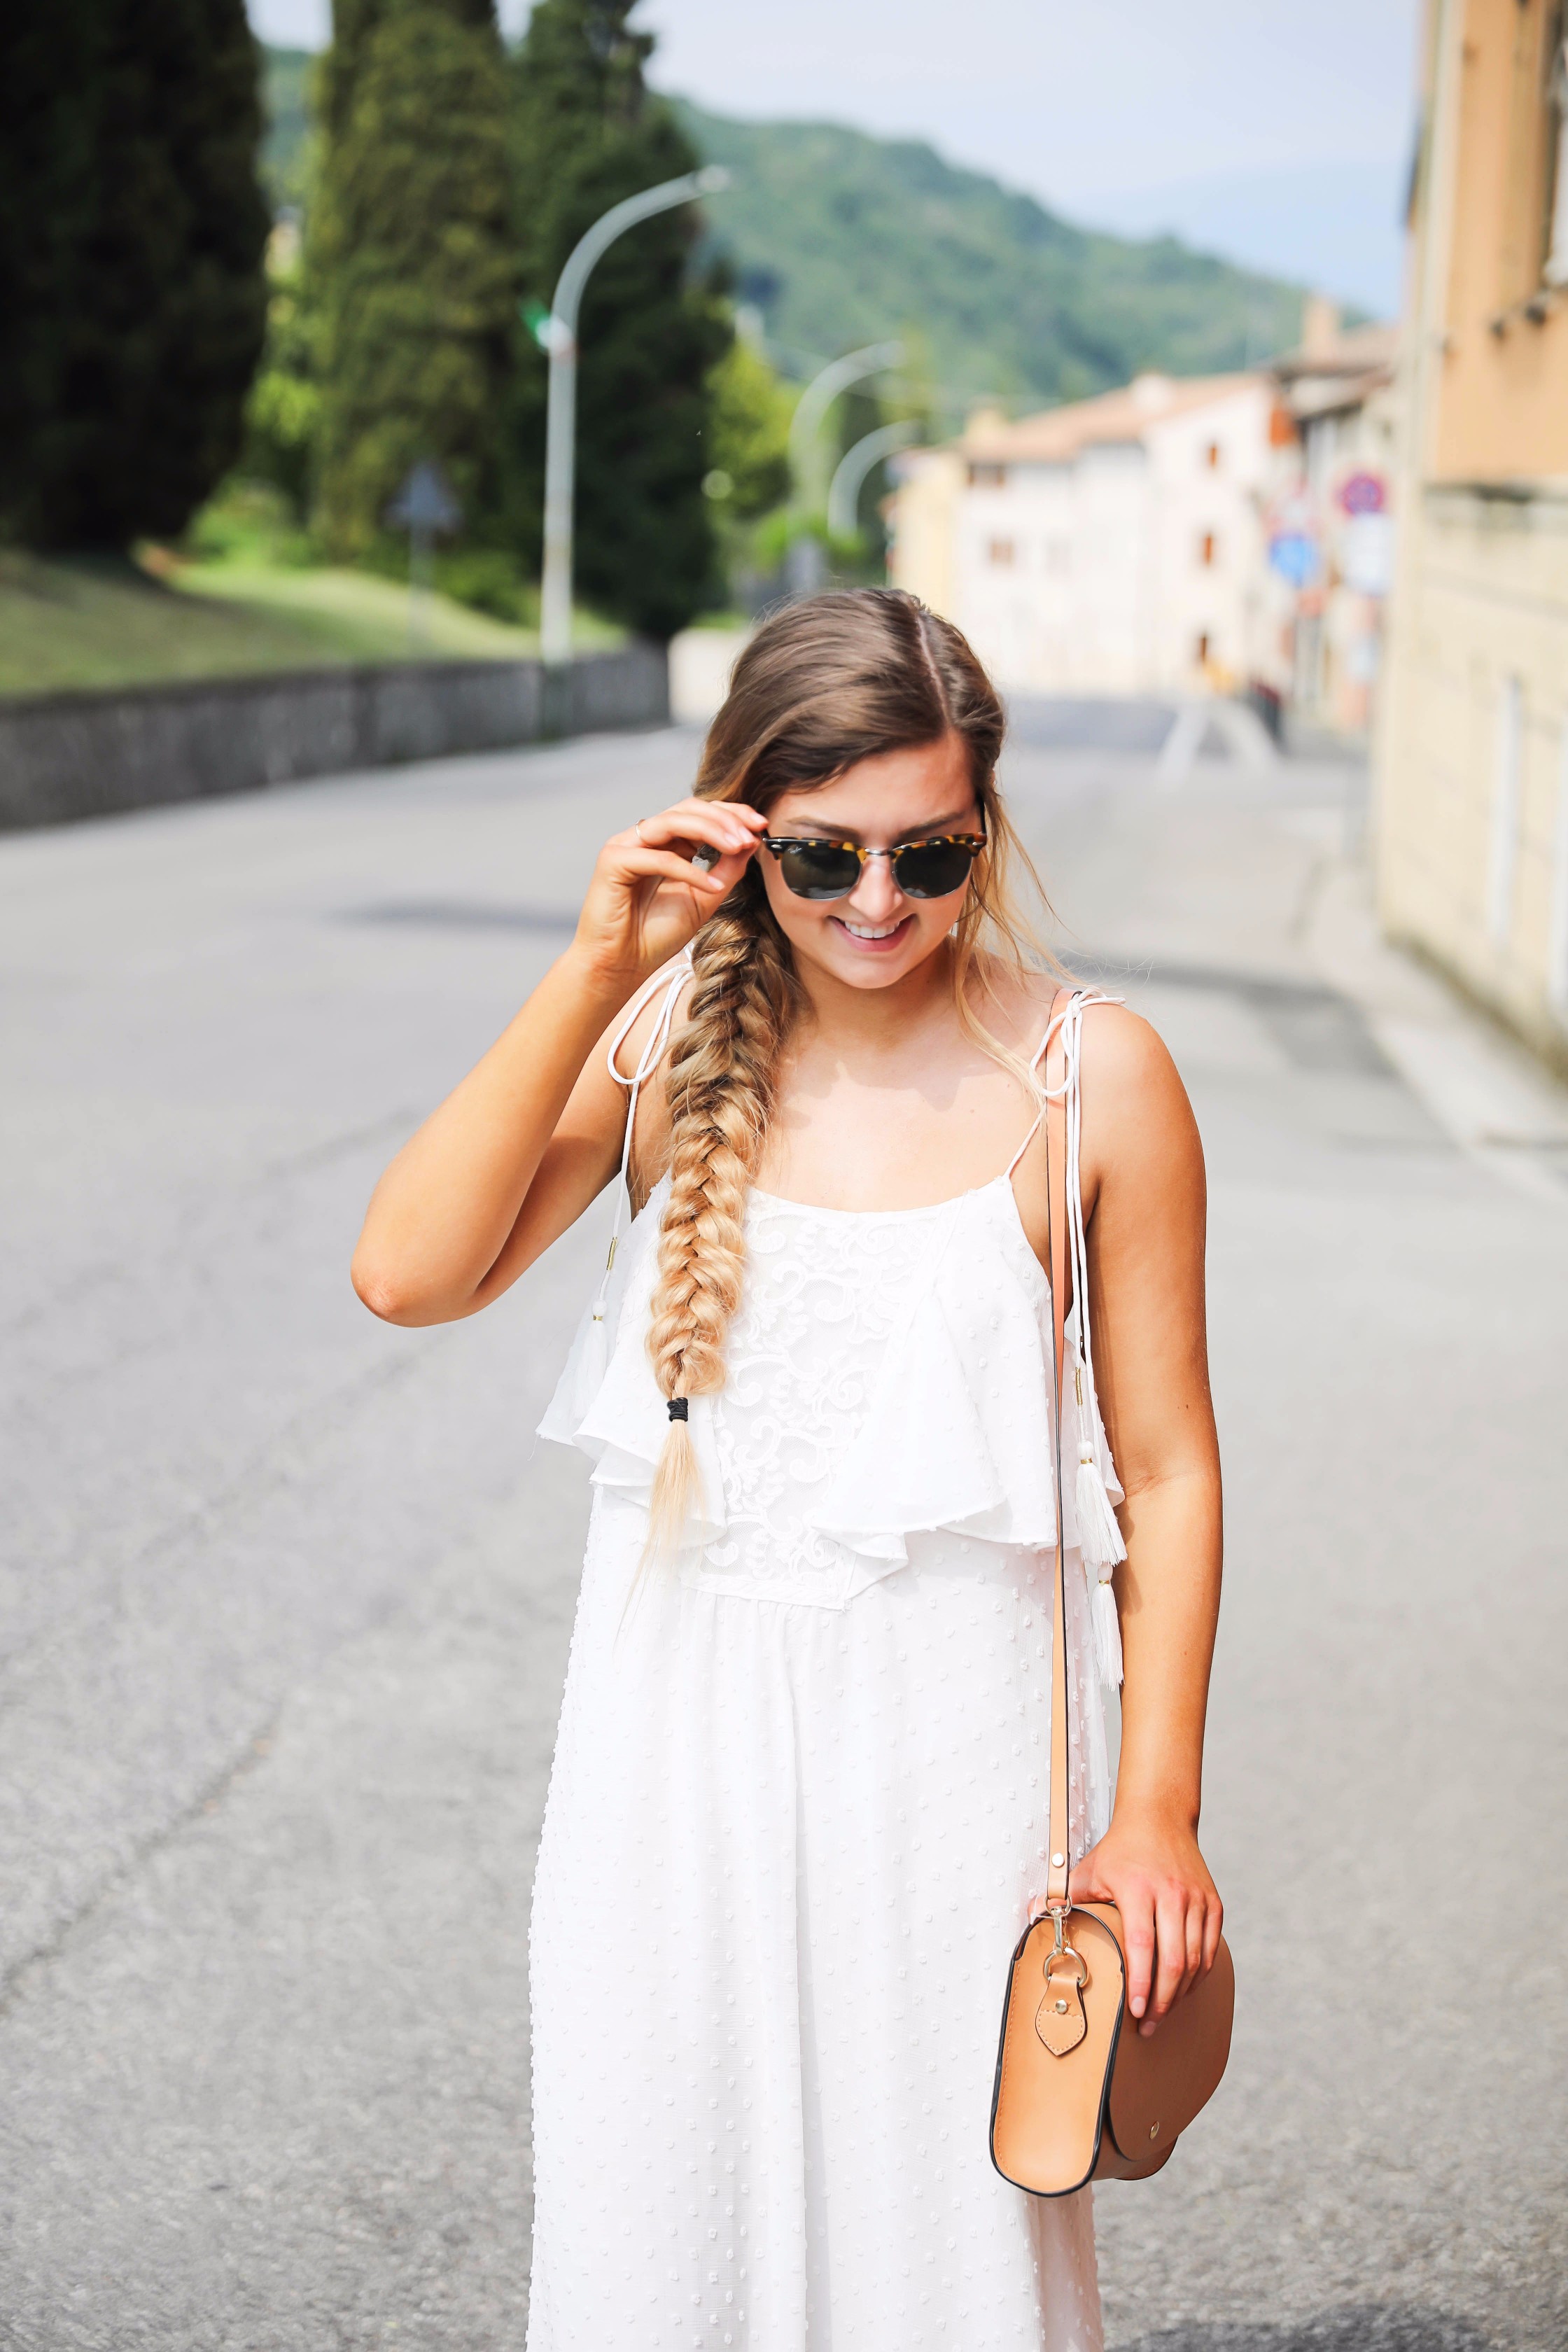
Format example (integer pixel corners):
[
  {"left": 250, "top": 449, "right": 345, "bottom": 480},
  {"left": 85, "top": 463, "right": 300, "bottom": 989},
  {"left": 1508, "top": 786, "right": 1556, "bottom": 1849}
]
[{"left": 0, "top": 643, "right": 668, "bottom": 831}]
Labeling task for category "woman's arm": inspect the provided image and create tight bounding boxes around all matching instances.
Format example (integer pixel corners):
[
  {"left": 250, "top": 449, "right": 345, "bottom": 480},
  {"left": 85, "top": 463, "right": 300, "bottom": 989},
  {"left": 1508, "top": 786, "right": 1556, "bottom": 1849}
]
[
  {"left": 350, "top": 796, "right": 766, "bottom": 1326},
  {"left": 1068, "top": 1007, "right": 1224, "bottom": 2036}
]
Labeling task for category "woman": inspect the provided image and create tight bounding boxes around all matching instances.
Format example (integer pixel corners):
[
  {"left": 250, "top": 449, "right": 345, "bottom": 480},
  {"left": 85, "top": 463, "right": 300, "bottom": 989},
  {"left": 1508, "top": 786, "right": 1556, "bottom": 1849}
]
[{"left": 351, "top": 589, "right": 1224, "bottom": 2351}]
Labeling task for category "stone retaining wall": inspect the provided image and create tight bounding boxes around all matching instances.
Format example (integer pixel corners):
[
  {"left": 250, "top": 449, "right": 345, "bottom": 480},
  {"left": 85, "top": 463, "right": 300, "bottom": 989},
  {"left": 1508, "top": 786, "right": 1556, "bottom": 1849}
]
[{"left": 0, "top": 644, "right": 668, "bottom": 830}]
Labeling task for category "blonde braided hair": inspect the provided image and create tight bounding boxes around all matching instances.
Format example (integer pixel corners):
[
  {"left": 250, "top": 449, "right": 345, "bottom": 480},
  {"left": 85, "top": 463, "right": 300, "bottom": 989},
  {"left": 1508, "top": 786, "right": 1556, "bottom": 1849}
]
[
  {"left": 643, "top": 897, "right": 802, "bottom": 1544},
  {"left": 640, "top": 587, "right": 1054, "bottom": 1561}
]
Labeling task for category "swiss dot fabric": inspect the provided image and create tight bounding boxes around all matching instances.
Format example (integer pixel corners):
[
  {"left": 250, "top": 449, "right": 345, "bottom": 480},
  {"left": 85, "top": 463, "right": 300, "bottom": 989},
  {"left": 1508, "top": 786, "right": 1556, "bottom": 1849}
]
[{"left": 531, "top": 1164, "right": 1116, "bottom": 2350}]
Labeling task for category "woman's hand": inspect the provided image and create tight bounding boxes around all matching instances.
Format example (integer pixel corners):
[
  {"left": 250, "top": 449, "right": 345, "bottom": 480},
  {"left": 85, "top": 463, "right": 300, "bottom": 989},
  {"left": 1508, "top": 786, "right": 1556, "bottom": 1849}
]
[
  {"left": 574, "top": 796, "right": 766, "bottom": 989},
  {"left": 1069, "top": 1804, "right": 1222, "bottom": 2037}
]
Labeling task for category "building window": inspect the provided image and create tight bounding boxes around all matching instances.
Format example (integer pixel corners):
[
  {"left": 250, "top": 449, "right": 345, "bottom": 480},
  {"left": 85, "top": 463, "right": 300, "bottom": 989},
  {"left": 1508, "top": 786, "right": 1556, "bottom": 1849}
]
[
  {"left": 969, "top": 463, "right": 1007, "bottom": 489},
  {"left": 988, "top": 538, "right": 1016, "bottom": 567},
  {"left": 1550, "top": 718, "right": 1568, "bottom": 1017},
  {"left": 1205, "top": 441, "right": 1222, "bottom": 470},
  {"left": 1490, "top": 677, "right": 1525, "bottom": 948},
  {"left": 1546, "top": 18, "right": 1568, "bottom": 284},
  {"left": 1198, "top": 531, "right": 1217, "bottom": 567}
]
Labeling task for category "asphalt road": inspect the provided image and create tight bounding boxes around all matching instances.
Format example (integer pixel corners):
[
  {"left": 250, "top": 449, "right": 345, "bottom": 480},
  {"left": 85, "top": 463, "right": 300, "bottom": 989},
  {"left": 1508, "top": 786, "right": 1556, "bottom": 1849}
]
[{"left": 0, "top": 718, "right": 1564, "bottom": 2352}]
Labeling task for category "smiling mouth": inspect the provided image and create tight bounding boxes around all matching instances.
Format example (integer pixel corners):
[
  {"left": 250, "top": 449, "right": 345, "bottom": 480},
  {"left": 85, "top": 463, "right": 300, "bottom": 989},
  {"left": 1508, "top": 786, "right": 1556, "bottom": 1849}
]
[{"left": 831, "top": 913, "right": 914, "bottom": 946}]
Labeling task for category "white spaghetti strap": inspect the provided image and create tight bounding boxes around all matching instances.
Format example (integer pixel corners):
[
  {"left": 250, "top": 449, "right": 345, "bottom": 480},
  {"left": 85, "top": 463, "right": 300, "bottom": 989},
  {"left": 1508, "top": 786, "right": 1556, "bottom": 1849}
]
[
  {"left": 1002, "top": 993, "right": 1074, "bottom": 1180},
  {"left": 590, "top": 950, "right": 694, "bottom": 1329},
  {"left": 1006, "top": 979, "right": 1121, "bottom": 1409}
]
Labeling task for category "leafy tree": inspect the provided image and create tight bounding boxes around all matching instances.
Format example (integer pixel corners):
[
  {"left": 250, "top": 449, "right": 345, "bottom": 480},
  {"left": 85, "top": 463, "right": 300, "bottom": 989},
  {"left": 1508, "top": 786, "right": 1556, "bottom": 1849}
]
[
  {"left": 238, "top": 231, "right": 321, "bottom": 518},
  {"left": 510, "top": 0, "right": 732, "bottom": 640},
  {"left": 704, "top": 340, "right": 792, "bottom": 523},
  {"left": 0, "top": 0, "right": 270, "bottom": 551},
  {"left": 312, "top": 0, "right": 514, "bottom": 560}
]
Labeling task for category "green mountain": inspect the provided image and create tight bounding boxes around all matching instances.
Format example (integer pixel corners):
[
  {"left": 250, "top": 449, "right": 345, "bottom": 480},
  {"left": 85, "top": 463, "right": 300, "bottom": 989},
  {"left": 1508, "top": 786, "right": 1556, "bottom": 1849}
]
[
  {"left": 258, "top": 48, "right": 1308, "bottom": 407},
  {"left": 675, "top": 104, "right": 1306, "bottom": 410}
]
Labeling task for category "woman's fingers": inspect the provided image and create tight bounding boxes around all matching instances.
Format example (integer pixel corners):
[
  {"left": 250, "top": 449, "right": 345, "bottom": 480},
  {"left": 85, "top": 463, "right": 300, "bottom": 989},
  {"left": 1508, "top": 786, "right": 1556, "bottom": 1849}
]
[
  {"left": 613, "top": 846, "right": 732, "bottom": 896},
  {"left": 625, "top": 800, "right": 764, "bottom": 860},
  {"left": 1060, "top": 1842, "right": 1224, "bottom": 2025},
  {"left": 1121, "top": 1895, "right": 1157, "bottom": 2024},
  {"left": 1182, "top": 1895, "right": 1207, "bottom": 1998},
  {"left": 1146, "top": 1886, "right": 1190, "bottom": 2029}
]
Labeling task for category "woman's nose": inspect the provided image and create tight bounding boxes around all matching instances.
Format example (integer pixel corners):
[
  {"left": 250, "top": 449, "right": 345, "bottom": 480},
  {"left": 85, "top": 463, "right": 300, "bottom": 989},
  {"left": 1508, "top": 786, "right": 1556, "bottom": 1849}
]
[{"left": 846, "top": 851, "right": 904, "bottom": 922}]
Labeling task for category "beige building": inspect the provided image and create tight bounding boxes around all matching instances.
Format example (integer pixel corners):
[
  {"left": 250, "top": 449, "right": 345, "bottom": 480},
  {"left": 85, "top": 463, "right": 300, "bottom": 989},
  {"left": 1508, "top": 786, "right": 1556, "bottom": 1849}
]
[
  {"left": 1273, "top": 311, "right": 1401, "bottom": 734},
  {"left": 890, "top": 373, "right": 1283, "bottom": 698},
  {"left": 1377, "top": 0, "right": 1568, "bottom": 1063}
]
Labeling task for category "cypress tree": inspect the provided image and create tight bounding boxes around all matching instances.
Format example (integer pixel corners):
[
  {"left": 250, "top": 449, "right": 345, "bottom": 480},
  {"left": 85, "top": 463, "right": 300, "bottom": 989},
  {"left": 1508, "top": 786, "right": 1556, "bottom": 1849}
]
[
  {"left": 0, "top": 0, "right": 270, "bottom": 551},
  {"left": 510, "top": 0, "right": 731, "bottom": 640},
  {"left": 312, "top": 0, "right": 514, "bottom": 560}
]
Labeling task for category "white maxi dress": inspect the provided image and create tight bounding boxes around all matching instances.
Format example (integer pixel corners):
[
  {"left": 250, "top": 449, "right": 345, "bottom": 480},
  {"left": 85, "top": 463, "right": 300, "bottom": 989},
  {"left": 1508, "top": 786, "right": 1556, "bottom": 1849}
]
[{"left": 530, "top": 977, "right": 1120, "bottom": 2352}]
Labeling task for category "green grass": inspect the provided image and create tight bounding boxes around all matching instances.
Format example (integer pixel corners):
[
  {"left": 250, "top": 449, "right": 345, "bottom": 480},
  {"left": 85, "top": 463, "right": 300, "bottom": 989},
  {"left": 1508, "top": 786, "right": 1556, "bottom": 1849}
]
[
  {"left": 174, "top": 560, "right": 544, "bottom": 661},
  {"left": 0, "top": 550, "right": 620, "bottom": 701}
]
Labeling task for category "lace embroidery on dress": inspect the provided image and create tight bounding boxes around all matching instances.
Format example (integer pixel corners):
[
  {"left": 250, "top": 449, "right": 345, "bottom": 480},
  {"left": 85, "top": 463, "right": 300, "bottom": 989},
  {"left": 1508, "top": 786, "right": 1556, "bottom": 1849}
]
[{"left": 692, "top": 1194, "right": 961, "bottom": 1609}]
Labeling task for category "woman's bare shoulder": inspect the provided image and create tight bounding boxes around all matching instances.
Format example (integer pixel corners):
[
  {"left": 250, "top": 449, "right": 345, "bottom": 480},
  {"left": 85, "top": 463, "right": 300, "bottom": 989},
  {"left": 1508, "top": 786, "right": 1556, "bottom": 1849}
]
[
  {"left": 1076, "top": 995, "right": 1202, "bottom": 1186},
  {"left": 981, "top": 962, "right": 1175, "bottom": 1084}
]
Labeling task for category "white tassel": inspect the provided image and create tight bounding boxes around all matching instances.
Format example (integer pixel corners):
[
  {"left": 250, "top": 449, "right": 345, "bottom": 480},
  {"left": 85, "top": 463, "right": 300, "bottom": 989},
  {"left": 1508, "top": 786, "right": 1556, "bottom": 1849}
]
[
  {"left": 578, "top": 1305, "right": 609, "bottom": 1407},
  {"left": 1076, "top": 1441, "right": 1126, "bottom": 1690},
  {"left": 1091, "top": 1571, "right": 1124, "bottom": 1688},
  {"left": 1074, "top": 1442, "right": 1126, "bottom": 1573}
]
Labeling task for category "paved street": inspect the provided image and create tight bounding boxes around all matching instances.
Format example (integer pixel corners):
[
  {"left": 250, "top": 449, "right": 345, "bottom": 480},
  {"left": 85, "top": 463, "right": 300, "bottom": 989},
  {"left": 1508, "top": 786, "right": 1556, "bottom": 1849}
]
[{"left": 1, "top": 717, "right": 1564, "bottom": 2351}]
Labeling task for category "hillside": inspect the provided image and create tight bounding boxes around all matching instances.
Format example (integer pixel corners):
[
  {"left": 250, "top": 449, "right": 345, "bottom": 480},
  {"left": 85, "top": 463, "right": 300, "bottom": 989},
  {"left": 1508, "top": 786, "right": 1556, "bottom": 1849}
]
[
  {"left": 675, "top": 105, "right": 1306, "bottom": 406},
  {"left": 256, "top": 50, "right": 1307, "bottom": 405}
]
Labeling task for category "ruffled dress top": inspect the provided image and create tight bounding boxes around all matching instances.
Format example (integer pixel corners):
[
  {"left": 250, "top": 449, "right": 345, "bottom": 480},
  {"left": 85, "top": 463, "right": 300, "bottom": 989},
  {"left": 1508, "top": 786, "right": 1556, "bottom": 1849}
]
[{"left": 527, "top": 987, "right": 1117, "bottom": 2352}]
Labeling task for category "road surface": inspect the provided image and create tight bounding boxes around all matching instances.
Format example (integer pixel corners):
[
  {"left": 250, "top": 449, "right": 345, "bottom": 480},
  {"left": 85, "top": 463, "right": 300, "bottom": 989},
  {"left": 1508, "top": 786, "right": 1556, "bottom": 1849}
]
[{"left": 0, "top": 716, "right": 1564, "bottom": 2350}]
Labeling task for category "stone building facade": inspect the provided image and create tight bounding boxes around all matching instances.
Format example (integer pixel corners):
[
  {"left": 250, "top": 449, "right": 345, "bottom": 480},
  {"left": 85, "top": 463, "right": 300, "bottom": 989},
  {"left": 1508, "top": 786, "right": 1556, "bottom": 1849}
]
[{"left": 1376, "top": 0, "right": 1568, "bottom": 1064}]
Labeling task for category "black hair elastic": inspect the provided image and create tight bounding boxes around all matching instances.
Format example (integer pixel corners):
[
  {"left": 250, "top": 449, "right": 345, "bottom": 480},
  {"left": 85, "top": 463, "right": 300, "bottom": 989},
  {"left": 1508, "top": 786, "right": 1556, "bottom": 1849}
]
[{"left": 666, "top": 1396, "right": 689, "bottom": 1422}]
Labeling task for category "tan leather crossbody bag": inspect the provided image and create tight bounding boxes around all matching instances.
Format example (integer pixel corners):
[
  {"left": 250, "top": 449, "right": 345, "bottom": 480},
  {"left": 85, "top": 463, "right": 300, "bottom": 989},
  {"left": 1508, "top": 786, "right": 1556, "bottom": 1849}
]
[{"left": 989, "top": 990, "right": 1235, "bottom": 2197}]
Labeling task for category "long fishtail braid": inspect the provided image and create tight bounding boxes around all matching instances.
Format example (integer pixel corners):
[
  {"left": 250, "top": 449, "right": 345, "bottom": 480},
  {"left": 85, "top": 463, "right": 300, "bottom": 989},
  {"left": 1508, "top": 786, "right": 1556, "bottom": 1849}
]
[{"left": 643, "top": 892, "right": 799, "bottom": 1558}]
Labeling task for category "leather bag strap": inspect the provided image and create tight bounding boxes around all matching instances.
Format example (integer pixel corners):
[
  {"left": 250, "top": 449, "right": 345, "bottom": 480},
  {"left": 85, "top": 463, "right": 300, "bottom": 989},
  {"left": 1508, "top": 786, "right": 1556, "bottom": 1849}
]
[{"left": 1042, "top": 986, "right": 1075, "bottom": 1917}]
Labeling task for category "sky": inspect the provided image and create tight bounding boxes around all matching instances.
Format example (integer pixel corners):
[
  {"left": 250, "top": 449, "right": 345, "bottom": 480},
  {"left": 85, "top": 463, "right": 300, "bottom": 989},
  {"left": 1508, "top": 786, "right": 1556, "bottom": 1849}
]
[{"left": 246, "top": 0, "right": 1424, "bottom": 314}]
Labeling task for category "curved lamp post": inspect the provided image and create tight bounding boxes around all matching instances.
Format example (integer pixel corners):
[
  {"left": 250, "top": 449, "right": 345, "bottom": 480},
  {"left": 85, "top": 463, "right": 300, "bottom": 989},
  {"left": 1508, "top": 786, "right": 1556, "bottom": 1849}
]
[
  {"left": 827, "top": 418, "right": 921, "bottom": 542},
  {"left": 787, "top": 340, "right": 905, "bottom": 514},
  {"left": 538, "top": 164, "right": 731, "bottom": 669}
]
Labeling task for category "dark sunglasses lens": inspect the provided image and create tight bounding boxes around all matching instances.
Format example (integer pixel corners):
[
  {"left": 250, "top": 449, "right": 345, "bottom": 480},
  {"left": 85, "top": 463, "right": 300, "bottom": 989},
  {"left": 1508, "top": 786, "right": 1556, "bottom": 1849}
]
[
  {"left": 776, "top": 843, "right": 862, "bottom": 898},
  {"left": 892, "top": 841, "right": 977, "bottom": 898}
]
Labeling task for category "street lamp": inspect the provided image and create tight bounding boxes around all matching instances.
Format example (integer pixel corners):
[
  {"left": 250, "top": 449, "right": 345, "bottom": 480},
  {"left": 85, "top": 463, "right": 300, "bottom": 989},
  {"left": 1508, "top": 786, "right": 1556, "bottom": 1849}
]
[
  {"left": 536, "top": 164, "right": 731, "bottom": 671},
  {"left": 827, "top": 419, "right": 920, "bottom": 542},
  {"left": 787, "top": 340, "right": 905, "bottom": 514}
]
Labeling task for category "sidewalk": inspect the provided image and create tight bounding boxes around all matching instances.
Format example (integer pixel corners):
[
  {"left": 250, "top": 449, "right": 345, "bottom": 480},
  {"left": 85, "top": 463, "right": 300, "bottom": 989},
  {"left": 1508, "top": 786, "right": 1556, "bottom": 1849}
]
[{"left": 1304, "top": 852, "right": 1568, "bottom": 1208}]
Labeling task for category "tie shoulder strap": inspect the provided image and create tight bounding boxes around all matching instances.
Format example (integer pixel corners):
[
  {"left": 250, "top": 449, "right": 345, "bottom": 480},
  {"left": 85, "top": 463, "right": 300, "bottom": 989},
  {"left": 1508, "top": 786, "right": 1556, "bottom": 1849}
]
[
  {"left": 1042, "top": 986, "right": 1075, "bottom": 1916},
  {"left": 593, "top": 950, "right": 694, "bottom": 1313}
]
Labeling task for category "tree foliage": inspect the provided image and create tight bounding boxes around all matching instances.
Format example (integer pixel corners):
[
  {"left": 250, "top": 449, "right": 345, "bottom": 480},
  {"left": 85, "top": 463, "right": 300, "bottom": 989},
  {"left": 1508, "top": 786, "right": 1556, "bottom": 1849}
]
[
  {"left": 311, "top": 0, "right": 514, "bottom": 560},
  {"left": 0, "top": 0, "right": 270, "bottom": 551},
  {"left": 705, "top": 340, "right": 792, "bottom": 524},
  {"left": 678, "top": 105, "right": 1310, "bottom": 407},
  {"left": 510, "top": 0, "right": 731, "bottom": 640},
  {"left": 237, "top": 234, "right": 321, "bottom": 517}
]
